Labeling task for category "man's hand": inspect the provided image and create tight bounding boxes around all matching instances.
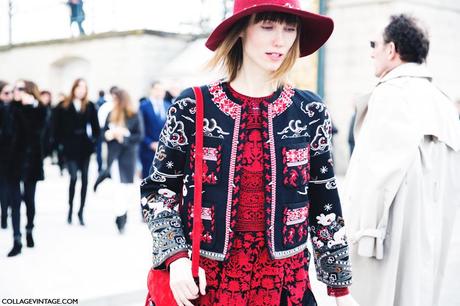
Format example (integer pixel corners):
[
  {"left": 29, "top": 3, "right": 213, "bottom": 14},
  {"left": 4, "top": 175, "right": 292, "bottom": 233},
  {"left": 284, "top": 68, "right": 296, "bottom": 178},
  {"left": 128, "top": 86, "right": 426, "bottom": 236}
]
[{"left": 169, "top": 257, "right": 206, "bottom": 306}]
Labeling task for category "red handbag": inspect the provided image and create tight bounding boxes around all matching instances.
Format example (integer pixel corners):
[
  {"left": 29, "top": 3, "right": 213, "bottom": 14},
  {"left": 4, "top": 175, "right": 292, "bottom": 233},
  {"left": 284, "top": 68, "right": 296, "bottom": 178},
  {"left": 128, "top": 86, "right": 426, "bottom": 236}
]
[{"left": 145, "top": 87, "right": 204, "bottom": 306}]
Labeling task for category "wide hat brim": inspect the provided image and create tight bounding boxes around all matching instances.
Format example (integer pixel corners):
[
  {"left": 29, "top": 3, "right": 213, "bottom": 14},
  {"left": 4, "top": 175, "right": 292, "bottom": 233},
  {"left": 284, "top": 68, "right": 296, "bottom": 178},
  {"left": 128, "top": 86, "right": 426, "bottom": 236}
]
[{"left": 205, "top": 4, "right": 334, "bottom": 57}]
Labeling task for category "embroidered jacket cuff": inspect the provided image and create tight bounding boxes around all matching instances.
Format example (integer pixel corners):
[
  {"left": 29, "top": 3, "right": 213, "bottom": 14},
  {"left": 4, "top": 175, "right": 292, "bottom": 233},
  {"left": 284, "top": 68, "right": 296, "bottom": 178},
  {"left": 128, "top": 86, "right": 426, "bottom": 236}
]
[
  {"left": 327, "top": 286, "right": 349, "bottom": 297},
  {"left": 165, "top": 251, "right": 189, "bottom": 269}
]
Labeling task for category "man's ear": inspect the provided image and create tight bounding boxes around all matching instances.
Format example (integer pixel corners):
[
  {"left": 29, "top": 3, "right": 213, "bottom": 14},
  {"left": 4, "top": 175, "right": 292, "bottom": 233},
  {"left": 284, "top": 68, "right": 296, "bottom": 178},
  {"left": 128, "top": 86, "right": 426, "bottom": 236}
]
[{"left": 387, "top": 41, "right": 398, "bottom": 60}]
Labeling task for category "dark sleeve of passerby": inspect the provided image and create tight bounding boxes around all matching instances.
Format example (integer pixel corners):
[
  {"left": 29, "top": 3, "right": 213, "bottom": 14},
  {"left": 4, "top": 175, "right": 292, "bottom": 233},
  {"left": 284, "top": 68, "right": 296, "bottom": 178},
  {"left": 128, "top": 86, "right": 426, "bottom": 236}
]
[
  {"left": 42, "top": 106, "right": 54, "bottom": 157},
  {"left": 123, "top": 112, "right": 144, "bottom": 146},
  {"left": 20, "top": 104, "right": 48, "bottom": 181},
  {"left": 89, "top": 102, "right": 101, "bottom": 143}
]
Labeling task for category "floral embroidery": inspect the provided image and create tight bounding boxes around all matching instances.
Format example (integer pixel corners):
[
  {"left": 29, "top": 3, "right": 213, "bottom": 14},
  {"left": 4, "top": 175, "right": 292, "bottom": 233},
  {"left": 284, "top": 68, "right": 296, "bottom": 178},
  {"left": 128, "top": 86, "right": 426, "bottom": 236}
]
[{"left": 285, "top": 206, "right": 309, "bottom": 225}]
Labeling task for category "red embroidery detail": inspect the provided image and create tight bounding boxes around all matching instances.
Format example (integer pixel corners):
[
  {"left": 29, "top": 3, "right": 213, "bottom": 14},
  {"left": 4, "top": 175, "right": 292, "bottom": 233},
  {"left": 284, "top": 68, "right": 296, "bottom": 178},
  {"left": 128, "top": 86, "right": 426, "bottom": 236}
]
[
  {"left": 271, "top": 85, "right": 295, "bottom": 116},
  {"left": 285, "top": 147, "right": 309, "bottom": 166},
  {"left": 190, "top": 144, "right": 222, "bottom": 185},
  {"left": 282, "top": 145, "right": 310, "bottom": 188},
  {"left": 286, "top": 206, "right": 309, "bottom": 225},
  {"left": 203, "top": 147, "right": 218, "bottom": 161},
  {"left": 201, "top": 207, "right": 213, "bottom": 220},
  {"left": 208, "top": 81, "right": 240, "bottom": 119},
  {"left": 196, "top": 232, "right": 311, "bottom": 306},
  {"left": 282, "top": 204, "right": 309, "bottom": 247}
]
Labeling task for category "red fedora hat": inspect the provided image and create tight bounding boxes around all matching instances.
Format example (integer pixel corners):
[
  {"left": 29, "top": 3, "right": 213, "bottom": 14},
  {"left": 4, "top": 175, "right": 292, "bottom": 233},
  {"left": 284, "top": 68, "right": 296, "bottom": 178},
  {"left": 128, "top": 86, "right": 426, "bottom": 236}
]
[{"left": 205, "top": 0, "right": 334, "bottom": 57}]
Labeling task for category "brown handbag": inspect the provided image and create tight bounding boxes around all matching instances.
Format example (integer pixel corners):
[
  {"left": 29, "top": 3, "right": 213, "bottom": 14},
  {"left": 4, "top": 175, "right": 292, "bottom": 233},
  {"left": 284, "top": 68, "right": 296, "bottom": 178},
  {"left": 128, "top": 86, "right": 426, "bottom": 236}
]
[{"left": 145, "top": 86, "right": 204, "bottom": 306}]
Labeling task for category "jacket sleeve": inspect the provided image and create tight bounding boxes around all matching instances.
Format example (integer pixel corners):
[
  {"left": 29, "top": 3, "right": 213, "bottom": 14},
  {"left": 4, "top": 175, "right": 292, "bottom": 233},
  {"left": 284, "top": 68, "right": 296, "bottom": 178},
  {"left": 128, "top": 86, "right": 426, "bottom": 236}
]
[
  {"left": 303, "top": 99, "right": 352, "bottom": 291},
  {"left": 90, "top": 102, "right": 101, "bottom": 141},
  {"left": 140, "top": 89, "right": 196, "bottom": 269},
  {"left": 123, "top": 112, "right": 144, "bottom": 146}
]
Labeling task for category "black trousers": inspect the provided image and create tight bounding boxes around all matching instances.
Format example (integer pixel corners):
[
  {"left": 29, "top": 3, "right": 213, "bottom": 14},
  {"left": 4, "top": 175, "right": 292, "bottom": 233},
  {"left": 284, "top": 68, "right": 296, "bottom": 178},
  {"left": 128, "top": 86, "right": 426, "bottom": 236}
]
[
  {"left": 0, "top": 175, "right": 8, "bottom": 225},
  {"left": 23, "top": 180, "right": 37, "bottom": 232},
  {"left": 6, "top": 178, "right": 21, "bottom": 240},
  {"left": 67, "top": 157, "right": 90, "bottom": 214}
]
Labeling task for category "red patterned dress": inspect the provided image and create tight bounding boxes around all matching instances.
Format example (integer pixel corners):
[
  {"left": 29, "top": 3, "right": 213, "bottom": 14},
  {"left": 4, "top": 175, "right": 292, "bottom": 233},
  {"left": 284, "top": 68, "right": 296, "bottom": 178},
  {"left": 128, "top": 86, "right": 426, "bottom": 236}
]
[{"left": 195, "top": 86, "right": 314, "bottom": 306}]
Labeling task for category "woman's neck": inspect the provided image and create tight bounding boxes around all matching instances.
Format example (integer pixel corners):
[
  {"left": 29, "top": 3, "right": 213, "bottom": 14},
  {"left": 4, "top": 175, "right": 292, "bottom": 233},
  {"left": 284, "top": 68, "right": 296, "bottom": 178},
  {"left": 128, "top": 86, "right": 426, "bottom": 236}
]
[{"left": 230, "top": 65, "right": 279, "bottom": 98}]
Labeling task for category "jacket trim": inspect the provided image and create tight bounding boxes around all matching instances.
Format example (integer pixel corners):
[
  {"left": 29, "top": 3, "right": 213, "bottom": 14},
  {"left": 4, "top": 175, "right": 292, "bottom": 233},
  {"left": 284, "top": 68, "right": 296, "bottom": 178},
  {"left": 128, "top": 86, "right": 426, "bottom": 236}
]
[
  {"left": 268, "top": 104, "right": 278, "bottom": 254},
  {"left": 272, "top": 241, "right": 309, "bottom": 259},
  {"left": 208, "top": 81, "right": 240, "bottom": 119},
  {"left": 223, "top": 105, "right": 242, "bottom": 257}
]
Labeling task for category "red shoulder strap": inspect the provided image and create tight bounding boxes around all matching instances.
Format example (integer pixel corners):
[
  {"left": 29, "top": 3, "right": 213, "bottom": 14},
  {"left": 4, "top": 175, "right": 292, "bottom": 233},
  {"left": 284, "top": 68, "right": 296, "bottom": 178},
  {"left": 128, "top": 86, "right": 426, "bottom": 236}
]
[{"left": 191, "top": 86, "right": 203, "bottom": 278}]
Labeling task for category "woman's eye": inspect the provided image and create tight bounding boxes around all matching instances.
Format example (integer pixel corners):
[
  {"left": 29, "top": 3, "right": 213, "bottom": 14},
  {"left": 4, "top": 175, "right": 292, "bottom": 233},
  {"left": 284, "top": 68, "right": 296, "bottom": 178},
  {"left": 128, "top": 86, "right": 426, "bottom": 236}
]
[
  {"left": 285, "top": 27, "right": 296, "bottom": 32},
  {"left": 261, "top": 26, "right": 273, "bottom": 30}
]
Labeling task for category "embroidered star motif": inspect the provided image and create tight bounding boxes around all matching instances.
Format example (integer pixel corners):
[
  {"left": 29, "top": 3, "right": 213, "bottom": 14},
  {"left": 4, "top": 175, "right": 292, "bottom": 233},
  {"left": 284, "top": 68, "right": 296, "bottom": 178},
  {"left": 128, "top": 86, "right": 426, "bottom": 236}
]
[
  {"left": 324, "top": 203, "right": 333, "bottom": 211},
  {"left": 320, "top": 166, "right": 328, "bottom": 174},
  {"left": 166, "top": 161, "right": 174, "bottom": 169}
]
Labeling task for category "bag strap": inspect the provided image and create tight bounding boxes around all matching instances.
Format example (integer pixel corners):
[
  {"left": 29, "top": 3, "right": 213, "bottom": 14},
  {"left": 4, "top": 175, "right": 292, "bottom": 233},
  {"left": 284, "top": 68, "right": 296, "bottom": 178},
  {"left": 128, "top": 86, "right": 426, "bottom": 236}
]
[{"left": 191, "top": 86, "right": 204, "bottom": 278}]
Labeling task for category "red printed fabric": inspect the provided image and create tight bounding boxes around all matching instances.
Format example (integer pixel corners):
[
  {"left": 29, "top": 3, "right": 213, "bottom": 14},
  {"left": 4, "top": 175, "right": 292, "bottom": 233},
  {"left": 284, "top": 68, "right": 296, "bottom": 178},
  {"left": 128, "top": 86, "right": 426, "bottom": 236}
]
[
  {"left": 229, "top": 85, "right": 270, "bottom": 232},
  {"left": 195, "top": 232, "right": 314, "bottom": 306}
]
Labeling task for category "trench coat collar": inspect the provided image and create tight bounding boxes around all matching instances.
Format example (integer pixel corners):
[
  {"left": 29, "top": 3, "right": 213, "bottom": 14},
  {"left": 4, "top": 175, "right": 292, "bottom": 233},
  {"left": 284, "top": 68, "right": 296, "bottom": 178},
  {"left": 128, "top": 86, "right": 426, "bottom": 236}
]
[{"left": 378, "top": 62, "right": 432, "bottom": 85}]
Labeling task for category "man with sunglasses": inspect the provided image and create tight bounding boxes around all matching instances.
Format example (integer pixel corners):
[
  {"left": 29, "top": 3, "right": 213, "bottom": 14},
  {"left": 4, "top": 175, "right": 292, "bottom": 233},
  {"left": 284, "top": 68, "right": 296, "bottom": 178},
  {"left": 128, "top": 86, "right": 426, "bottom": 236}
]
[{"left": 344, "top": 14, "right": 460, "bottom": 306}]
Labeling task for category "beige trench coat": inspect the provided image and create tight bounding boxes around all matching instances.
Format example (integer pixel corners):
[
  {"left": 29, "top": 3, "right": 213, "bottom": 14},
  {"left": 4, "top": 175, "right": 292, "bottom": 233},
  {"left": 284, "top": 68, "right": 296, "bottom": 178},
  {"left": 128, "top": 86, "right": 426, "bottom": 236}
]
[{"left": 343, "top": 63, "right": 460, "bottom": 306}]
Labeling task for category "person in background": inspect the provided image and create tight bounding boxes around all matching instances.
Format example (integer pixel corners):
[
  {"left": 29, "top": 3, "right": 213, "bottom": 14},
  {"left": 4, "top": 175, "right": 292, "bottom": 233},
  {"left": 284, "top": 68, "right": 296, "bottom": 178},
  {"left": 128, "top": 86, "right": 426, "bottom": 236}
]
[
  {"left": 95, "top": 90, "right": 107, "bottom": 172},
  {"left": 96, "top": 85, "right": 118, "bottom": 174},
  {"left": 96, "top": 90, "right": 106, "bottom": 108},
  {"left": 139, "top": 81, "right": 170, "bottom": 179},
  {"left": 50, "top": 94, "right": 67, "bottom": 175},
  {"left": 4, "top": 80, "right": 47, "bottom": 257},
  {"left": 344, "top": 14, "right": 460, "bottom": 306},
  {"left": 40, "top": 90, "right": 54, "bottom": 159},
  {"left": 0, "top": 80, "right": 14, "bottom": 230},
  {"left": 67, "top": 0, "right": 85, "bottom": 35},
  {"left": 16, "top": 80, "right": 47, "bottom": 253},
  {"left": 54, "top": 78, "right": 100, "bottom": 226},
  {"left": 93, "top": 89, "right": 144, "bottom": 233}
]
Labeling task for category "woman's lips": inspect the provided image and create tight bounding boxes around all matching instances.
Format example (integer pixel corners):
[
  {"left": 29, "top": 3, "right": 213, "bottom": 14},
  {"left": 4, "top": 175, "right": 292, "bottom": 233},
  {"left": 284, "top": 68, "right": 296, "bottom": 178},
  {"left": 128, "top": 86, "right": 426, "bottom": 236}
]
[{"left": 266, "top": 52, "right": 284, "bottom": 61}]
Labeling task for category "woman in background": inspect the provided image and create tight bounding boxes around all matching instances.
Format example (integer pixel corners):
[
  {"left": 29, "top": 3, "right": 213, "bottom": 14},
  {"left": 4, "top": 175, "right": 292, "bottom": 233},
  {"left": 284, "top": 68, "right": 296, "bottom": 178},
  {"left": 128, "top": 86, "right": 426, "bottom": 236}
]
[
  {"left": 94, "top": 88, "right": 144, "bottom": 233},
  {"left": 54, "top": 78, "right": 100, "bottom": 226}
]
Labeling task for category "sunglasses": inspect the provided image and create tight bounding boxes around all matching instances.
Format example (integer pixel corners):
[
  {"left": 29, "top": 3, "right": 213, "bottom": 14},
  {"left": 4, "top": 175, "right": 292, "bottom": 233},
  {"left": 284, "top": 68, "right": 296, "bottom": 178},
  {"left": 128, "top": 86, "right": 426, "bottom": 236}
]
[{"left": 370, "top": 41, "right": 376, "bottom": 48}]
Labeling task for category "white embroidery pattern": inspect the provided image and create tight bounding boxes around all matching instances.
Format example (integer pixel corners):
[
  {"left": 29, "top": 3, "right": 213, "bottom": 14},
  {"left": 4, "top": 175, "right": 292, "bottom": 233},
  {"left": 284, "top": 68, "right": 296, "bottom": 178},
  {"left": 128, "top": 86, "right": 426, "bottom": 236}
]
[{"left": 277, "top": 120, "right": 310, "bottom": 139}]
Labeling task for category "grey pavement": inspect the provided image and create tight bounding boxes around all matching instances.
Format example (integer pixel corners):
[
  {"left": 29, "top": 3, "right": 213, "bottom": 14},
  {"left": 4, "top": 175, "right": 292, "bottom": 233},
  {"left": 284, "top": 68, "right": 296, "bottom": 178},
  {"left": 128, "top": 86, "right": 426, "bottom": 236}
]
[{"left": 0, "top": 160, "right": 459, "bottom": 306}]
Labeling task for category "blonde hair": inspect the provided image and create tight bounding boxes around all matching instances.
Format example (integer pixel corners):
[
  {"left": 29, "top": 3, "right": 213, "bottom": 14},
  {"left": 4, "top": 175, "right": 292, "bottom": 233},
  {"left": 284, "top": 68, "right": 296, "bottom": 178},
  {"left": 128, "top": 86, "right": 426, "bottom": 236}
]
[
  {"left": 109, "top": 89, "right": 137, "bottom": 126},
  {"left": 207, "top": 12, "right": 301, "bottom": 85}
]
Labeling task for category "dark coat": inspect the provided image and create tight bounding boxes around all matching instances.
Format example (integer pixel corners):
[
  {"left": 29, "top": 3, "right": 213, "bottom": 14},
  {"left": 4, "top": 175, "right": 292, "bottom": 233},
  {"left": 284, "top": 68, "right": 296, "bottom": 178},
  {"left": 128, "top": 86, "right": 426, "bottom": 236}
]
[
  {"left": 20, "top": 103, "right": 47, "bottom": 181},
  {"left": 103, "top": 112, "right": 144, "bottom": 183},
  {"left": 0, "top": 101, "right": 26, "bottom": 180},
  {"left": 53, "top": 101, "right": 100, "bottom": 161},
  {"left": 140, "top": 82, "right": 352, "bottom": 289}
]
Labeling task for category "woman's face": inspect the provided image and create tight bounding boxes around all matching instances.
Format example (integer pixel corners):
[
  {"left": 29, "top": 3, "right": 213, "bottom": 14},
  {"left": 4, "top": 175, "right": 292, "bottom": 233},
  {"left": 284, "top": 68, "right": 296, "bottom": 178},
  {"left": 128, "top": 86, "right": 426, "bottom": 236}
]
[
  {"left": 0, "top": 84, "right": 13, "bottom": 103},
  {"left": 14, "top": 80, "right": 25, "bottom": 101},
  {"left": 74, "top": 80, "right": 87, "bottom": 100},
  {"left": 241, "top": 18, "right": 297, "bottom": 74}
]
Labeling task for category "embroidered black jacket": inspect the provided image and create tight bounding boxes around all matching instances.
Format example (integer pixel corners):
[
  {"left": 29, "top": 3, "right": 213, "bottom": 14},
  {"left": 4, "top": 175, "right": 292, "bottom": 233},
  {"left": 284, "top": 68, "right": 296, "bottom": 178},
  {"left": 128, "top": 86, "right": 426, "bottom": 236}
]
[{"left": 140, "top": 81, "right": 352, "bottom": 288}]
